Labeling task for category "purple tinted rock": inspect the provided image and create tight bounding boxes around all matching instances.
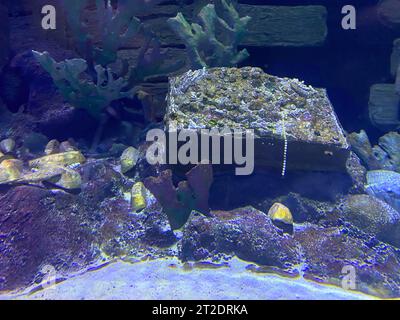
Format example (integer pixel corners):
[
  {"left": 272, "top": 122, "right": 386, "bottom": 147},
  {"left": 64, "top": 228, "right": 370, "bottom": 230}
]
[
  {"left": 179, "top": 206, "right": 300, "bottom": 275},
  {"left": 0, "top": 186, "right": 98, "bottom": 292},
  {"left": 0, "top": 159, "right": 177, "bottom": 293},
  {"left": 294, "top": 224, "right": 400, "bottom": 298},
  {"left": 342, "top": 194, "right": 400, "bottom": 247}
]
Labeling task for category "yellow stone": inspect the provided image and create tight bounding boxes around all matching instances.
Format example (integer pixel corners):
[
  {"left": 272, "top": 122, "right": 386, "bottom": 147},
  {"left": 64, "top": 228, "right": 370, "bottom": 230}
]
[
  {"left": 29, "top": 151, "right": 86, "bottom": 168},
  {"left": 120, "top": 147, "right": 139, "bottom": 174},
  {"left": 268, "top": 203, "right": 293, "bottom": 225},
  {"left": 0, "top": 159, "right": 23, "bottom": 183},
  {"left": 131, "top": 182, "right": 148, "bottom": 212},
  {"left": 17, "top": 166, "right": 65, "bottom": 184},
  {"left": 55, "top": 168, "right": 82, "bottom": 190}
]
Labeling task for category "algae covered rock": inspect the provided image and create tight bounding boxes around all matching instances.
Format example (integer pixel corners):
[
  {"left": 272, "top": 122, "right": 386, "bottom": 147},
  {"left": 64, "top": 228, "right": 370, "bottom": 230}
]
[
  {"left": 29, "top": 151, "right": 86, "bottom": 169},
  {"left": 166, "top": 67, "right": 350, "bottom": 172},
  {"left": 179, "top": 206, "right": 300, "bottom": 275},
  {"left": 294, "top": 223, "right": 400, "bottom": 298},
  {"left": 52, "top": 167, "right": 82, "bottom": 190},
  {"left": 0, "top": 159, "right": 23, "bottom": 183},
  {"left": 131, "top": 181, "right": 150, "bottom": 212},
  {"left": 0, "top": 185, "right": 99, "bottom": 292},
  {"left": 342, "top": 194, "right": 400, "bottom": 247},
  {"left": 0, "top": 158, "right": 177, "bottom": 293},
  {"left": 0, "top": 145, "right": 85, "bottom": 190},
  {"left": 179, "top": 204, "right": 400, "bottom": 298}
]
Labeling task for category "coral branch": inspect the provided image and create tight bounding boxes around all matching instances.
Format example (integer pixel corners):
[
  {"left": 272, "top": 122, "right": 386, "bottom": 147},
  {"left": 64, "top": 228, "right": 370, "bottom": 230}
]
[{"left": 168, "top": 0, "right": 251, "bottom": 69}]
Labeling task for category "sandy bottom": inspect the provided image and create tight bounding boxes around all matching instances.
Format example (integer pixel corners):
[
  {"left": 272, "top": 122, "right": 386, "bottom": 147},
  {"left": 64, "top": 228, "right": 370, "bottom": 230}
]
[{"left": 1, "top": 258, "right": 376, "bottom": 300}]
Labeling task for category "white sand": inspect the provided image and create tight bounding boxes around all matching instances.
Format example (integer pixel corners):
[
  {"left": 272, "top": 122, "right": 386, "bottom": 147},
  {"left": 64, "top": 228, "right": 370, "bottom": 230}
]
[{"left": 1, "top": 258, "right": 376, "bottom": 300}]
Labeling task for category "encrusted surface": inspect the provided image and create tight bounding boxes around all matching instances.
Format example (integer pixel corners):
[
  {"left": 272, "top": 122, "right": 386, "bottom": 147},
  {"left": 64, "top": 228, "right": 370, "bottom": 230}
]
[{"left": 167, "top": 67, "right": 348, "bottom": 148}]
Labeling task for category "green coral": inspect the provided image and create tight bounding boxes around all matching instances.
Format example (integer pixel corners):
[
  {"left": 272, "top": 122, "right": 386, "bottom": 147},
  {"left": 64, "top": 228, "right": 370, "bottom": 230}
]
[
  {"left": 33, "top": 0, "right": 179, "bottom": 119},
  {"left": 32, "top": 51, "right": 135, "bottom": 119},
  {"left": 168, "top": 0, "right": 251, "bottom": 69}
]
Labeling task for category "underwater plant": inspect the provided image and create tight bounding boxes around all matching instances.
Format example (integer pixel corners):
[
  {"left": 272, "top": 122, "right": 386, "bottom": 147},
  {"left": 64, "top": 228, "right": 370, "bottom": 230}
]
[
  {"left": 167, "top": 0, "right": 251, "bottom": 69},
  {"left": 144, "top": 164, "right": 213, "bottom": 229},
  {"left": 33, "top": 0, "right": 180, "bottom": 121}
]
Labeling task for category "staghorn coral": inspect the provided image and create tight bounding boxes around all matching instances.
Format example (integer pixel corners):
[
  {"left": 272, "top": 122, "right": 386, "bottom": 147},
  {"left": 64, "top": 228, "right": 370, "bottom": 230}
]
[
  {"left": 34, "top": 0, "right": 180, "bottom": 120},
  {"left": 168, "top": 0, "right": 251, "bottom": 69},
  {"left": 144, "top": 164, "right": 213, "bottom": 229}
]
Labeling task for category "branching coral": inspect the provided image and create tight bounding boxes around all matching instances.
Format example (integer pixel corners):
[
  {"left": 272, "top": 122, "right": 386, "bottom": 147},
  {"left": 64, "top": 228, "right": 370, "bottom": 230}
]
[
  {"left": 144, "top": 164, "right": 213, "bottom": 229},
  {"left": 34, "top": 0, "right": 180, "bottom": 119},
  {"left": 32, "top": 51, "right": 136, "bottom": 120},
  {"left": 168, "top": 0, "right": 251, "bottom": 69}
]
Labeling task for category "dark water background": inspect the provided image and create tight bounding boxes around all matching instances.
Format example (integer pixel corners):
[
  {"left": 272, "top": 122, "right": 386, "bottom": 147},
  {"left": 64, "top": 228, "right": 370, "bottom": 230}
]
[
  {"left": 235, "top": 0, "right": 400, "bottom": 142},
  {"left": 3, "top": 0, "right": 399, "bottom": 142}
]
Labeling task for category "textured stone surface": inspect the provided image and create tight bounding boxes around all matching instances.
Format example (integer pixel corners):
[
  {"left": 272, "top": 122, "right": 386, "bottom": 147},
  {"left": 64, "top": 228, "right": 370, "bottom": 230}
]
[
  {"left": 346, "top": 151, "right": 367, "bottom": 194},
  {"left": 179, "top": 207, "right": 300, "bottom": 276},
  {"left": 0, "top": 159, "right": 177, "bottom": 293},
  {"left": 294, "top": 224, "right": 400, "bottom": 298},
  {"left": 166, "top": 67, "right": 350, "bottom": 172},
  {"left": 179, "top": 206, "right": 400, "bottom": 298},
  {"left": 342, "top": 194, "right": 400, "bottom": 247},
  {"left": 0, "top": 185, "right": 99, "bottom": 292}
]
